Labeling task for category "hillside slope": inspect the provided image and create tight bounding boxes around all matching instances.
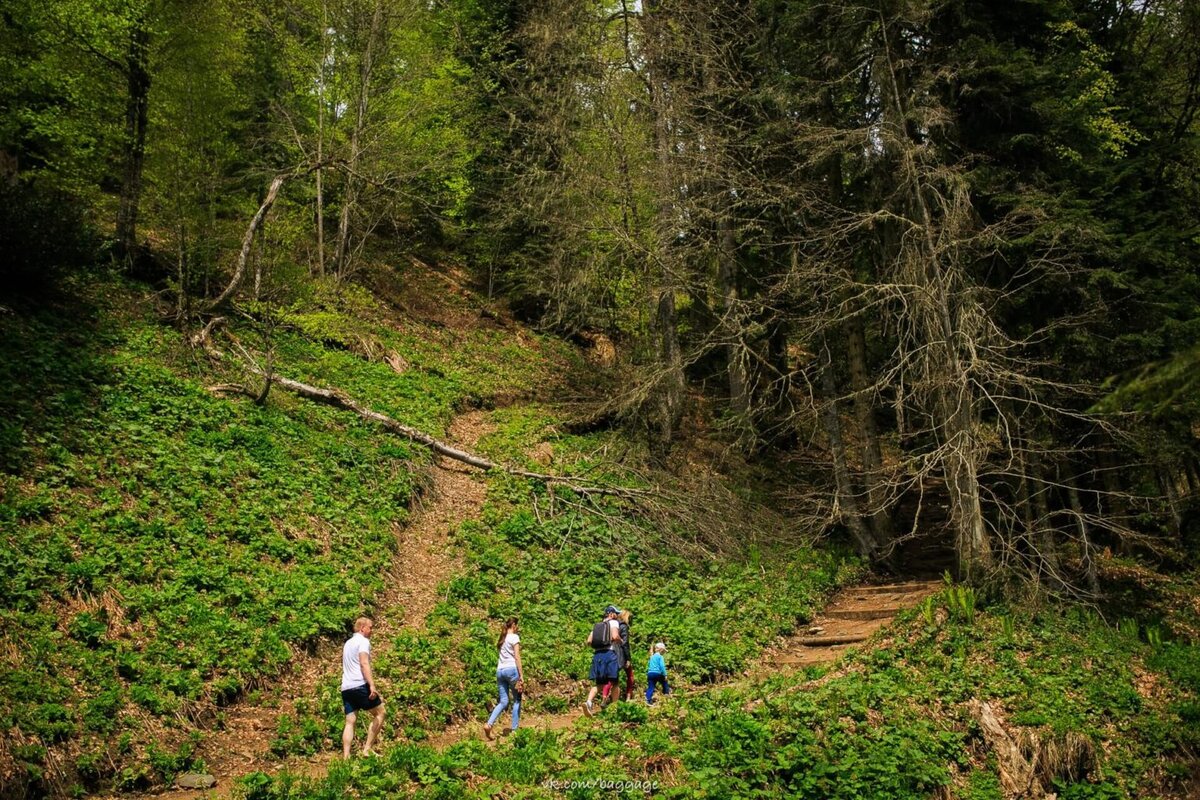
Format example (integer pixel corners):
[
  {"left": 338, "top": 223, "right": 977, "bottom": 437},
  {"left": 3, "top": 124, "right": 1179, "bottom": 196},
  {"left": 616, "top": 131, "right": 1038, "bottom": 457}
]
[
  {"left": 1, "top": 264, "right": 852, "bottom": 798},
  {"left": 3, "top": 264, "right": 1198, "bottom": 800},
  {"left": 0, "top": 264, "right": 577, "bottom": 796}
]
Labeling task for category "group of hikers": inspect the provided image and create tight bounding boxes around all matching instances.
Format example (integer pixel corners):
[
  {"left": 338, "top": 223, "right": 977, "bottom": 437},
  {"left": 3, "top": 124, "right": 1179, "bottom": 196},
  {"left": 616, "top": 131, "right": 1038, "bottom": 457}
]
[
  {"left": 484, "top": 604, "right": 671, "bottom": 737},
  {"left": 337, "top": 605, "right": 671, "bottom": 756},
  {"left": 581, "top": 604, "right": 670, "bottom": 716}
]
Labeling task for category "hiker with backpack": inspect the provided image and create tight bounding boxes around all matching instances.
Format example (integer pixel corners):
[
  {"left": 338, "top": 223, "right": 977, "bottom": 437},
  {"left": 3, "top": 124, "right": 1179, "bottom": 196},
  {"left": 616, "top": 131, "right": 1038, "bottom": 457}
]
[{"left": 583, "top": 605, "right": 622, "bottom": 715}]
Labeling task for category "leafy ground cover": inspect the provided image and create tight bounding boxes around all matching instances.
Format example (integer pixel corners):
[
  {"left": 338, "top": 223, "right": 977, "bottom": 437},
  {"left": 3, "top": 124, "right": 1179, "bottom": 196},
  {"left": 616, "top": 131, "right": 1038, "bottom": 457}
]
[
  {"left": 0, "top": 271, "right": 573, "bottom": 797},
  {"left": 6, "top": 271, "right": 1197, "bottom": 799},
  {"left": 270, "top": 401, "right": 859, "bottom": 754},
  {"left": 245, "top": 587, "right": 1200, "bottom": 799}
]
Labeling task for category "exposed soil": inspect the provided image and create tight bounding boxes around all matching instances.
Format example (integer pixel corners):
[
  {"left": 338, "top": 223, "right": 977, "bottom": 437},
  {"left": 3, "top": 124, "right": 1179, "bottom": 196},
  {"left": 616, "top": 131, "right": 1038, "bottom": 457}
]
[
  {"left": 374, "top": 412, "right": 491, "bottom": 636},
  {"left": 102, "top": 413, "right": 492, "bottom": 800},
  {"left": 755, "top": 580, "right": 943, "bottom": 672},
  {"left": 99, "top": 402, "right": 942, "bottom": 798}
]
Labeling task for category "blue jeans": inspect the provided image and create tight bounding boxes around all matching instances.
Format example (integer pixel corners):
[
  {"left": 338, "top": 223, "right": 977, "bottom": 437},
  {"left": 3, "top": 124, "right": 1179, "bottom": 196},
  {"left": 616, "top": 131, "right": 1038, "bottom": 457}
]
[
  {"left": 487, "top": 666, "right": 521, "bottom": 729},
  {"left": 645, "top": 673, "right": 669, "bottom": 703}
]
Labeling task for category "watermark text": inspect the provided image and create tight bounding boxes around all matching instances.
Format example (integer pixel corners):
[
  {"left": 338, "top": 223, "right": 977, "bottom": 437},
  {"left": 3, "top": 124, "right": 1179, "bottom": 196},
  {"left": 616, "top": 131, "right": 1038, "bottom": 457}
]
[{"left": 540, "top": 778, "right": 659, "bottom": 794}]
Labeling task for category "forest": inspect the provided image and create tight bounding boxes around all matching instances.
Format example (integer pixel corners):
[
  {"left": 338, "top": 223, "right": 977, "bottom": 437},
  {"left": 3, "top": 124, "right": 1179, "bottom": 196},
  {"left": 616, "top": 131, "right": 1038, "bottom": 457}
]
[{"left": 2, "top": 0, "right": 1200, "bottom": 798}]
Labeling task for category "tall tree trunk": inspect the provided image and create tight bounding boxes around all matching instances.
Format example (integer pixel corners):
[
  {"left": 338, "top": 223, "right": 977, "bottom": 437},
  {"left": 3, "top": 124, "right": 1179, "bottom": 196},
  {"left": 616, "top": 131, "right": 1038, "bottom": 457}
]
[
  {"left": 334, "top": 0, "right": 384, "bottom": 278},
  {"left": 824, "top": 88, "right": 891, "bottom": 542},
  {"left": 879, "top": 25, "right": 991, "bottom": 581},
  {"left": 1160, "top": 464, "right": 1184, "bottom": 540},
  {"left": 315, "top": 149, "right": 325, "bottom": 275},
  {"left": 764, "top": 318, "right": 794, "bottom": 445},
  {"left": 1029, "top": 449, "right": 1061, "bottom": 588},
  {"left": 1016, "top": 448, "right": 1035, "bottom": 550},
  {"left": 1184, "top": 457, "right": 1199, "bottom": 495},
  {"left": 641, "top": 1, "right": 685, "bottom": 459},
  {"left": 1064, "top": 467, "right": 1100, "bottom": 596},
  {"left": 652, "top": 287, "right": 685, "bottom": 459},
  {"left": 846, "top": 315, "right": 893, "bottom": 545},
  {"left": 314, "top": 0, "right": 328, "bottom": 276},
  {"left": 717, "top": 214, "right": 750, "bottom": 417},
  {"left": 1093, "top": 447, "right": 1132, "bottom": 555},
  {"left": 174, "top": 221, "right": 187, "bottom": 318},
  {"left": 820, "top": 341, "right": 877, "bottom": 560},
  {"left": 116, "top": 18, "right": 151, "bottom": 259},
  {"left": 944, "top": 404, "right": 991, "bottom": 581}
]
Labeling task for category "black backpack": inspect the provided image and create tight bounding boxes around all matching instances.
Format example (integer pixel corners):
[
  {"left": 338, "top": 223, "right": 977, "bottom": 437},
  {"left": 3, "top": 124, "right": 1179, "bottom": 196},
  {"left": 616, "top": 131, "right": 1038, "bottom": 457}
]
[{"left": 590, "top": 620, "right": 612, "bottom": 650}]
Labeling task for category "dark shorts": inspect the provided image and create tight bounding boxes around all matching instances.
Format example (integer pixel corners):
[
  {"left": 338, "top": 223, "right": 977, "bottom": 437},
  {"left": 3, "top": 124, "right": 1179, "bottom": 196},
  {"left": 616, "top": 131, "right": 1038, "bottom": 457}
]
[
  {"left": 589, "top": 649, "right": 619, "bottom": 683},
  {"left": 341, "top": 684, "right": 382, "bottom": 715}
]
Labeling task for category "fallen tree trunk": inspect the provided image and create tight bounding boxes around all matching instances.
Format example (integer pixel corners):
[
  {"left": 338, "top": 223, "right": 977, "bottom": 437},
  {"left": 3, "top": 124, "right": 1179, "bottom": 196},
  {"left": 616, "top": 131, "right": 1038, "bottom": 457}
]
[
  {"left": 970, "top": 700, "right": 1037, "bottom": 797},
  {"left": 206, "top": 159, "right": 339, "bottom": 312},
  {"left": 209, "top": 357, "right": 646, "bottom": 498},
  {"left": 272, "top": 372, "right": 499, "bottom": 471},
  {"left": 206, "top": 174, "right": 290, "bottom": 312}
]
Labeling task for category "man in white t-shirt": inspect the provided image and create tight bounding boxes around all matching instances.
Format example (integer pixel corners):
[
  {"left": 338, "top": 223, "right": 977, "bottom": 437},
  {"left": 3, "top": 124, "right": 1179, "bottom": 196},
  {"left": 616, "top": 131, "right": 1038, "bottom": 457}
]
[{"left": 340, "top": 616, "right": 384, "bottom": 758}]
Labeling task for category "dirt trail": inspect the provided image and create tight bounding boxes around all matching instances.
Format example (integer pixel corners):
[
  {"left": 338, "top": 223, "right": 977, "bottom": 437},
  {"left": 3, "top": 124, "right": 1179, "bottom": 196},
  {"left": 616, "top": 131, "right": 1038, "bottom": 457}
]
[
  {"left": 420, "top": 580, "right": 944, "bottom": 750},
  {"left": 113, "top": 418, "right": 941, "bottom": 798},
  {"left": 111, "top": 413, "right": 492, "bottom": 800},
  {"left": 753, "top": 579, "right": 942, "bottom": 673},
  {"left": 123, "top": 559, "right": 939, "bottom": 799}
]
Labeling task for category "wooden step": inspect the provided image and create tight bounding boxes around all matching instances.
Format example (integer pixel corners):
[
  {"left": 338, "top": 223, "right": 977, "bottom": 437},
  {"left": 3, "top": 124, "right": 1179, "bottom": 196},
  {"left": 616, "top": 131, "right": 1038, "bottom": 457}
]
[
  {"left": 823, "top": 607, "right": 902, "bottom": 621},
  {"left": 795, "top": 634, "right": 870, "bottom": 646},
  {"left": 848, "top": 582, "right": 940, "bottom": 596}
]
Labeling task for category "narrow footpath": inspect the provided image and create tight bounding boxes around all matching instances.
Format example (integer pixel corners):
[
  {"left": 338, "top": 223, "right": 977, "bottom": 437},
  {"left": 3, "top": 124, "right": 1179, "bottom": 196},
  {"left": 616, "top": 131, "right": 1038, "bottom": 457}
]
[
  {"left": 112, "top": 409, "right": 942, "bottom": 798},
  {"left": 758, "top": 580, "right": 943, "bottom": 672},
  {"left": 110, "top": 412, "right": 492, "bottom": 800}
]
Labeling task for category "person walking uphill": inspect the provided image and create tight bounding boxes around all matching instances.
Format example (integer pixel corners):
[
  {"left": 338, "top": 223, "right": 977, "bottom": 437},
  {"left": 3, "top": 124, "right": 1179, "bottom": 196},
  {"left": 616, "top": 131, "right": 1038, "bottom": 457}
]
[
  {"left": 484, "top": 617, "right": 524, "bottom": 740},
  {"left": 618, "top": 609, "right": 636, "bottom": 700},
  {"left": 645, "top": 641, "right": 670, "bottom": 704},
  {"left": 341, "top": 617, "right": 384, "bottom": 759},
  {"left": 584, "top": 605, "right": 622, "bottom": 716}
]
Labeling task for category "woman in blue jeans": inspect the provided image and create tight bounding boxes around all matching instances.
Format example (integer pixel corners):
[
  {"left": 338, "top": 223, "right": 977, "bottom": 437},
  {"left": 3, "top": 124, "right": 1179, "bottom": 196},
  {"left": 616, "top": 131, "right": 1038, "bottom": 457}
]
[{"left": 484, "top": 617, "right": 523, "bottom": 739}]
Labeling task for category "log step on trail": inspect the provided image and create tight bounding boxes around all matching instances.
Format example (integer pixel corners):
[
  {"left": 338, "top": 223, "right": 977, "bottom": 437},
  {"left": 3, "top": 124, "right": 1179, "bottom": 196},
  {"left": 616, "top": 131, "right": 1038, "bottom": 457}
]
[
  {"left": 796, "top": 633, "right": 872, "bottom": 646},
  {"left": 848, "top": 581, "right": 942, "bottom": 596},
  {"left": 823, "top": 607, "right": 903, "bottom": 621},
  {"left": 757, "top": 579, "right": 943, "bottom": 671}
]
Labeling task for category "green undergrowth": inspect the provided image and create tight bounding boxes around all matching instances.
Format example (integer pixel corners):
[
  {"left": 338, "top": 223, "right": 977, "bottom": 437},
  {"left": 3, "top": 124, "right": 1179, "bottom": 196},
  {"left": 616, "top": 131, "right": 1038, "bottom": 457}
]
[
  {"left": 277, "top": 274, "right": 583, "bottom": 415},
  {"left": 272, "top": 402, "right": 860, "bottom": 757},
  {"left": 0, "top": 273, "right": 568, "bottom": 796},
  {"left": 248, "top": 589, "right": 1200, "bottom": 799}
]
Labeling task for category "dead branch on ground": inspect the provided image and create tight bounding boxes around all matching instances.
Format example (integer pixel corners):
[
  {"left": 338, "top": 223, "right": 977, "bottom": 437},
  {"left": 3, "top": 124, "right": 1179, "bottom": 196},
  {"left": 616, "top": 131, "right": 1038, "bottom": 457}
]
[{"left": 205, "top": 343, "right": 648, "bottom": 500}]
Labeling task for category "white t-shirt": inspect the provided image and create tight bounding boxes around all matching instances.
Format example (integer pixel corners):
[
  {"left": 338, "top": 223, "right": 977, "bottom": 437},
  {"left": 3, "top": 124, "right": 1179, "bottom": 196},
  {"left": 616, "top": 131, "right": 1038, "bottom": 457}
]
[
  {"left": 497, "top": 632, "right": 520, "bottom": 671},
  {"left": 341, "top": 632, "right": 371, "bottom": 690}
]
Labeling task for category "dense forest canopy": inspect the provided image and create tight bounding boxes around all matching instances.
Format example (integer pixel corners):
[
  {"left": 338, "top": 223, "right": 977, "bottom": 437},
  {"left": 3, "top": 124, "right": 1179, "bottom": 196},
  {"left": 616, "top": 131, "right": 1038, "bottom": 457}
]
[{"left": 7, "top": 0, "right": 1198, "bottom": 585}]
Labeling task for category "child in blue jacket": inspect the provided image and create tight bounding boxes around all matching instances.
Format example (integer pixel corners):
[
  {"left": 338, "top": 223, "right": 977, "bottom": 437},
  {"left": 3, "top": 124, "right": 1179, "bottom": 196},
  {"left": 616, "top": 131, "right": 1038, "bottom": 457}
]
[{"left": 645, "top": 642, "right": 670, "bottom": 704}]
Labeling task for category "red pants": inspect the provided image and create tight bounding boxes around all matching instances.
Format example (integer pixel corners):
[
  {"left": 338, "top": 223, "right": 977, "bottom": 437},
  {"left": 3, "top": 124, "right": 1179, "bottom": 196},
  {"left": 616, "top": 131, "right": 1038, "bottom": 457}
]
[{"left": 621, "top": 664, "right": 636, "bottom": 699}]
